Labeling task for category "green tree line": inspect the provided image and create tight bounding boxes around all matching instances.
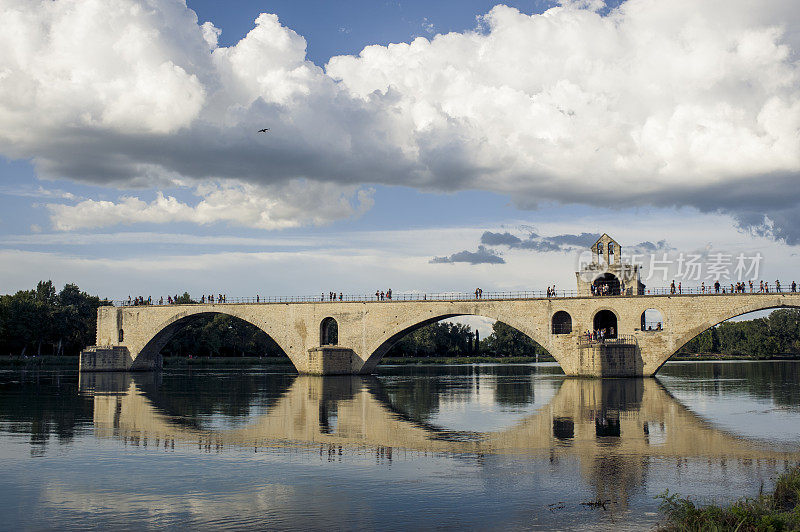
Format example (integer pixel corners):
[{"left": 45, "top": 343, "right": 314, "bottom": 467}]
[
  {"left": 0, "top": 281, "right": 108, "bottom": 357},
  {"left": 385, "top": 320, "right": 549, "bottom": 358},
  {"left": 679, "top": 308, "right": 800, "bottom": 358}
]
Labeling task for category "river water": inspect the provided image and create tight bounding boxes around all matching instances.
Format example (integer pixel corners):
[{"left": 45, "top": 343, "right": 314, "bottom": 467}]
[{"left": 0, "top": 361, "right": 798, "bottom": 530}]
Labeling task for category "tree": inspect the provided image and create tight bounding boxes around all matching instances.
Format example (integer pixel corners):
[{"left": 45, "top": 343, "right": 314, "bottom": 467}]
[
  {"left": 482, "top": 321, "right": 548, "bottom": 357},
  {"left": 0, "top": 282, "right": 105, "bottom": 357},
  {"left": 385, "top": 321, "right": 475, "bottom": 358}
]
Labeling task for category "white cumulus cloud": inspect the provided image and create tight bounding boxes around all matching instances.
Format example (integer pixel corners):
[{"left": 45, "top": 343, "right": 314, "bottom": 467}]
[
  {"left": 46, "top": 181, "right": 374, "bottom": 231},
  {"left": 0, "top": 0, "right": 799, "bottom": 238}
]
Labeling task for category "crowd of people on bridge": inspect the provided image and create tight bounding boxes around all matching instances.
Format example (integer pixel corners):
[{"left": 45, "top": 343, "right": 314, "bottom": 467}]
[
  {"left": 585, "top": 327, "right": 615, "bottom": 342},
  {"left": 124, "top": 293, "right": 228, "bottom": 306},
  {"left": 200, "top": 294, "right": 227, "bottom": 303},
  {"left": 120, "top": 278, "right": 800, "bottom": 308},
  {"left": 690, "top": 280, "right": 798, "bottom": 294},
  {"left": 591, "top": 283, "right": 621, "bottom": 296}
]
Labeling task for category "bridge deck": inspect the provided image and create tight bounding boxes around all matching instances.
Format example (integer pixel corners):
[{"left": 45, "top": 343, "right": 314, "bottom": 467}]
[{"left": 113, "top": 288, "right": 799, "bottom": 307}]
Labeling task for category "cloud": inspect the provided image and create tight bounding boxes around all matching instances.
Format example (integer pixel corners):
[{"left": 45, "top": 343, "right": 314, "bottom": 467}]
[
  {"left": 430, "top": 245, "right": 505, "bottom": 264},
  {"left": 1, "top": 0, "right": 800, "bottom": 236},
  {"left": 630, "top": 239, "right": 672, "bottom": 253},
  {"left": 480, "top": 230, "right": 600, "bottom": 251},
  {"left": 0, "top": 185, "right": 77, "bottom": 200},
  {"left": 46, "top": 181, "right": 374, "bottom": 231},
  {"left": 480, "top": 231, "right": 523, "bottom": 246},
  {"left": 477, "top": 229, "right": 671, "bottom": 255}
]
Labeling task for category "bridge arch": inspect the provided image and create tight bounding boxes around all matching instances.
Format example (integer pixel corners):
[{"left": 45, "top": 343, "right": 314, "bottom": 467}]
[
  {"left": 360, "top": 310, "right": 556, "bottom": 373},
  {"left": 132, "top": 309, "right": 297, "bottom": 371},
  {"left": 652, "top": 300, "right": 800, "bottom": 375},
  {"left": 592, "top": 308, "right": 619, "bottom": 338}
]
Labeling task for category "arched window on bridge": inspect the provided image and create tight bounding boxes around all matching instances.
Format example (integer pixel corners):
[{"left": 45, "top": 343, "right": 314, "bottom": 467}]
[
  {"left": 641, "top": 309, "right": 664, "bottom": 331},
  {"left": 320, "top": 317, "right": 338, "bottom": 346},
  {"left": 118, "top": 328, "right": 124, "bottom": 342},
  {"left": 593, "top": 273, "right": 621, "bottom": 296},
  {"left": 593, "top": 310, "right": 618, "bottom": 338},
  {"left": 552, "top": 311, "right": 572, "bottom": 335}
]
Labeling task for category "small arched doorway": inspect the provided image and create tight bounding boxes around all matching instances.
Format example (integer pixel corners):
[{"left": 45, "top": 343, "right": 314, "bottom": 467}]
[
  {"left": 320, "top": 317, "right": 338, "bottom": 345},
  {"left": 552, "top": 311, "right": 572, "bottom": 334},
  {"left": 593, "top": 310, "right": 618, "bottom": 338},
  {"left": 641, "top": 309, "right": 664, "bottom": 331},
  {"left": 593, "top": 273, "right": 621, "bottom": 296}
]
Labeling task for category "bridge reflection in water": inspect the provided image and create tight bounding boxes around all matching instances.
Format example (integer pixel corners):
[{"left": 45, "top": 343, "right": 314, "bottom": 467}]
[{"left": 80, "top": 371, "right": 798, "bottom": 509}]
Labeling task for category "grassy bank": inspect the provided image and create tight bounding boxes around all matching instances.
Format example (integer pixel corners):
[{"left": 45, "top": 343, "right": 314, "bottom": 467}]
[
  {"left": 671, "top": 353, "right": 800, "bottom": 361},
  {"left": 658, "top": 466, "right": 800, "bottom": 531},
  {"left": 168, "top": 355, "right": 556, "bottom": 367},
  {"left": 162, "top": 356, "right": 293, "bottom": 368}
]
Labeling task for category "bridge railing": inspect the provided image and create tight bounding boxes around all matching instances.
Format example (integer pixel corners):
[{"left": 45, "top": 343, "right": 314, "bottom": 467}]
[
  {"left": 108, "top": 283, "right": 798, "bottom": 307},
  {"left": 577, "top": 334, "right": 638, "bottom": 348}
]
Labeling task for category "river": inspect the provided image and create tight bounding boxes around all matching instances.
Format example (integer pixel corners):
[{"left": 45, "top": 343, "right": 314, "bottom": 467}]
[{"left": 0, "top": 360, "right": 798, "bottom": 530}]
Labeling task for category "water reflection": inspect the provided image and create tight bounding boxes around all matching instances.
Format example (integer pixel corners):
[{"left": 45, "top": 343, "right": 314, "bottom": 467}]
[
  {"left": 78, "top": 370, "right": 798, "bottom": 454},
  {"left": 1, "top": 363, "right": 799, "bottom": 530},
  {"left": 80, "top": 369, "right": 798, "bottom": 459}
]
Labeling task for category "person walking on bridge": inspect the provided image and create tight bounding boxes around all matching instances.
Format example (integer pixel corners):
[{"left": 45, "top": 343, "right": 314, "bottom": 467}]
[
  {"left": 792, "top": 281, "right": 797, "bottom": 292},
  {"left": 776, "top": 280, "right": 781, "bottom": 292}
]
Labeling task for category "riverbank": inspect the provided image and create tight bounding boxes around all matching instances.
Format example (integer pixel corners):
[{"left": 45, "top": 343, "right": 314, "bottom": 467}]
[
  {"left": 672, "top": 353, "right": 800, "bottom": 361},
  {"left": 380, "top": 355, "right": 552, "bottom": 365},
  {"left": 0, "top": 355, "right": 79, "bottom": 367},
  {"left": 162, "top": 356, "right": 292, "bottom": 368},
  {"left": 658, "top": 465, "right": 800, "bottom": 531},
  {"left": 163, "top": 356, "right": 552, "bottom": 367}
]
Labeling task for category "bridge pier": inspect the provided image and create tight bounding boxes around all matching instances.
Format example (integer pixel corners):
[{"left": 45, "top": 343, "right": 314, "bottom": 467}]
[
  {"left": 79, "top": 346, "right": 133, "bottom": 372},
  {"left": 306, "top": 347, "right": 360, "bottom": 375},
  {"left": 79, "top": 345, "right": 162, "bottom": 372}
]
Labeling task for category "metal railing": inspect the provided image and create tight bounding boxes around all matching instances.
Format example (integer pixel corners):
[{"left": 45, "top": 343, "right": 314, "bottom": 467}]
[
  {"left": 109, "top": 283, "right": 799, "bottom": 308},
  {"left": 577, "top": 334, "right": 638, "bottom": 347}
]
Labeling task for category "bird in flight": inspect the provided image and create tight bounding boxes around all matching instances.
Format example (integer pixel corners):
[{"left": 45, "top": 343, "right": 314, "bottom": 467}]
[{"left": 258, "top": 128, "right": 270, "bottom": 133}]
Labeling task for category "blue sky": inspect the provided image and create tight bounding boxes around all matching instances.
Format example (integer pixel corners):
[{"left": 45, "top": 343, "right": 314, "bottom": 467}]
[{"left": 0, "top": 0, "right": 798, "bottom": 320}]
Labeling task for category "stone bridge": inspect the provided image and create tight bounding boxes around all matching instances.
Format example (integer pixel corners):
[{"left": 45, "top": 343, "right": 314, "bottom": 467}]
[{"left": 80, "top": 292, "right": 800, "bottom": 376}]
